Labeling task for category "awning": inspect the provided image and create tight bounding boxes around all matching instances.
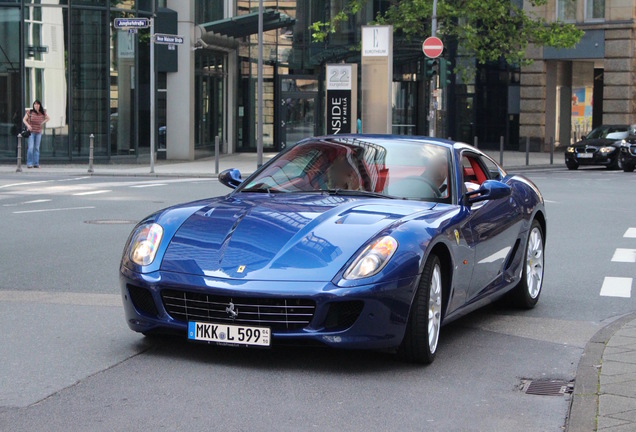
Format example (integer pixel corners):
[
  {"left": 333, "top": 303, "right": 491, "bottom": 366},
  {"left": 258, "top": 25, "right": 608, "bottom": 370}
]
[{"left": 199, "top": 10, "right": 295, "bottom": 39}]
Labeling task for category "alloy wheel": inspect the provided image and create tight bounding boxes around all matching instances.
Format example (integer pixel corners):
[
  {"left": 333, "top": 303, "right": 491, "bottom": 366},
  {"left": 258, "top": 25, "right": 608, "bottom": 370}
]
[
  {"left": 525, "top": 227, "right": 544, "bottom": 299},
  {"left": 428, "top": 264, "right": 442, "bottom": 353}
]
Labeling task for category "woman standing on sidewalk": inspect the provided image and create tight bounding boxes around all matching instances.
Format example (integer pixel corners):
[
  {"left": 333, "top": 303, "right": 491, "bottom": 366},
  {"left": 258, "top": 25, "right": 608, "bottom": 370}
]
[{"left": 22, "top": 100, "right": 50, "bottom": 168}]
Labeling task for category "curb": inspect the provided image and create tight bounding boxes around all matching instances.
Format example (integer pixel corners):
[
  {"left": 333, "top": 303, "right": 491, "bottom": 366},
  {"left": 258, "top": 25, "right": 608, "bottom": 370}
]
[{"left": 566, "top": 312, "right": 636, "bottom": 432}]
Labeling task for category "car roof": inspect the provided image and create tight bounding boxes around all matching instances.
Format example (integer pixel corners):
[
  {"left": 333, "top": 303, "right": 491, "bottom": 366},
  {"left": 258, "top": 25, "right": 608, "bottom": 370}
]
[{"left": 306, "top": 134, "right": 456, "bottom": 149}]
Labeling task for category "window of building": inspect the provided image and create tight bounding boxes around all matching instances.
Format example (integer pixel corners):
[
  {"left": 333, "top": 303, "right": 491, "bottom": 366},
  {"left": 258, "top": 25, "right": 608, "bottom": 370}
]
[
  {"left": 0, "top": 6, "right": 21, "bottom": 159},
  {"left": 70, "top": 8, "right": 109, "bottom": 158},
  {"left": 557, "top": 0, "right": 577, "bottom": 21},
  {"left": 585, "top": 0, "right": 604, "bottom": 21}
]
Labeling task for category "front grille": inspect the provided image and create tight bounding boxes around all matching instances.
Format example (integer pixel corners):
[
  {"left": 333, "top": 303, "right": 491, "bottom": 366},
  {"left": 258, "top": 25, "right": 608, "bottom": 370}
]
[
  {"left": 161, "top": 289, "right": 315, "bottom": 331},
  {"left": 323, "top": 301, "right": 363, "bottom": 331},
  {"left": 128, "top": 284, "right": 160, "bottom": 318}
]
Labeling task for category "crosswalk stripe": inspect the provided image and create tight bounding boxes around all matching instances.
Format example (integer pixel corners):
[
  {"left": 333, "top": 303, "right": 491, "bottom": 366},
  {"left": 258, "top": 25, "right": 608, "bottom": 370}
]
[
  {"left": 625, "top": 228, "right": 636, "bottom": 238},
  {"left": 612, "top": 248, "right": 636, "bottom": 263},
  {"left": 600, "top": 277, "right": 633, "bottom": 298}
]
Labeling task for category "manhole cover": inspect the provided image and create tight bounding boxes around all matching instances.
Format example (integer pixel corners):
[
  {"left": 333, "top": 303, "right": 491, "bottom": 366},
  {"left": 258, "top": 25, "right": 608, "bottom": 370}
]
[
  {"left": 84, "top": 219, "right": 138, "bottom": 225},
  {"left": 521, "top": 379, "right": 573, "bottom": 396}
]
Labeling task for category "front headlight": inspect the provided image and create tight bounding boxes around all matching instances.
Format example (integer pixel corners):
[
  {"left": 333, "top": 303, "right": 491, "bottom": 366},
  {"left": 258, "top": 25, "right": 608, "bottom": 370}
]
[
  {"left": 128, "top": 223, "right": 163, "bottom": 266},
  {"left": 567, "top": 147, "right": 575, "bottom": 153},
  {"left": 344, "top": 236, "right": 398, "bottom": 280},
  {"left": 600, "top": 146, "right": 615, "bottom": 153}
]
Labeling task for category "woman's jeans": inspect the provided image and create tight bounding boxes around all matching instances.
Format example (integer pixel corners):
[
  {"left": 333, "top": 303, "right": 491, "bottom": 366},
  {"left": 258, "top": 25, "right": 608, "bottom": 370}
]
[{"left": 26, "top": 133, "right": 42, "bottom": 167}]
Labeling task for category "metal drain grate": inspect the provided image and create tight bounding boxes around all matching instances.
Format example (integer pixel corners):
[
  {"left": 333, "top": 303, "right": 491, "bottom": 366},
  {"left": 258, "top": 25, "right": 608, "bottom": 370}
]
[{"left": 521, "top": 379, "right": 573, "bottom": 396}]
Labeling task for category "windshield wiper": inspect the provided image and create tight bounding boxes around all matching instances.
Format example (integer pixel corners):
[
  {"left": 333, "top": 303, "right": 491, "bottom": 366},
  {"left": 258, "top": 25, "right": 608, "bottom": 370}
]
[
  {"left": 322, "top": 189, "right": 395, "bottom": 199},
  {"left": 241, "top": 186, "right": 283, "bottom": 194}
]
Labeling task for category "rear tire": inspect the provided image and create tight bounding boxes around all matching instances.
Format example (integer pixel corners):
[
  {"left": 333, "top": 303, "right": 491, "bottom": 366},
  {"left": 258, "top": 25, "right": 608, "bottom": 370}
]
[
  {"left": 398, "top": 254, "right": 443, "bottom": 364},
  {"left": 510, "top": 220, "right": 544, "bottom": 309}
]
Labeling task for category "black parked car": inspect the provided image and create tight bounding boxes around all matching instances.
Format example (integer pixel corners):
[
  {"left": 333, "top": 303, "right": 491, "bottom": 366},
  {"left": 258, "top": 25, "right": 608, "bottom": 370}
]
[
  {"left": 618, "top": 125, "right": 636, "bottom": 172},
  {"left": 565, "top": 124, "right": 630, "bottom": 170}
]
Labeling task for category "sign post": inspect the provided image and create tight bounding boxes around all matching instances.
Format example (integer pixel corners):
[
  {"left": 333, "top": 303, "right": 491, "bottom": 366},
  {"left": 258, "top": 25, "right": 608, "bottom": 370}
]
[
  {"left": 361, "top": 26, "right": 393, "bottom": 134},
  {"left": 113, "top": 16, "right": 182, "bottom": 172},
  {"left": 326, "top": 64, "right": 357, "bottom": 135},
  {"left": 424, "top": 0, "right": 443, "bottom": 137}
]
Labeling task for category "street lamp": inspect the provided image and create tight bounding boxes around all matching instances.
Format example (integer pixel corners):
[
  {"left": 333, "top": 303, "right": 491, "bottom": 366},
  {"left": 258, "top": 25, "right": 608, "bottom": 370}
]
[{"left": 257, "top": 0, "right": 263, "bottom": 167}]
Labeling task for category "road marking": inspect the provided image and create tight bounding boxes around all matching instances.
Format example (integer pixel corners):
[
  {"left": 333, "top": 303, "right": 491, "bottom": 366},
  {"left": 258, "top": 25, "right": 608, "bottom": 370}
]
[
  {"left": 13, "top": 206, "right": 96, "bottom": 214},
  {"left": 57, "top": 176, "right": 91, "bottom": 182},
  {"left": 0, "top": 180, "right": 51, "bottom": 189},
  {"left": 625, "top": 228, "right": 636, "bottom": 238},
  {"left": 0, "top": 290, "right": 120, "bottom": 307},
  {"left": 72, "top": 190, "right": 111, "bottom": 196},
  {"left": 612, "top": 248, "right": 636, "bottom": 263},
  {"left": 23, "top": 199, "right": 52, "bottom": 204},
  {"left": 600, "top": 277, "right": 632, "bottom": 298},
  {"left": 130, "top": 183, "right": 167, "bottom": 188}
]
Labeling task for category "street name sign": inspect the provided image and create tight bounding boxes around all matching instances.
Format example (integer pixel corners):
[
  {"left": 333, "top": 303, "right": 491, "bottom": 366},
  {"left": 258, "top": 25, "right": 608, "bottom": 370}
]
[
  {"left": 154, "top": 34, "right": 184, "bottom": 45},
  {"left": 113, "top": 18, "right": 150, "bottom": 29}
]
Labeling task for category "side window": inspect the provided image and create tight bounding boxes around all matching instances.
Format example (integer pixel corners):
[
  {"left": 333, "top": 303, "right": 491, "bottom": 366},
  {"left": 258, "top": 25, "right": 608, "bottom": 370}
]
[{"left": 481, "top": 156, "right": 502, "bottom": 180}]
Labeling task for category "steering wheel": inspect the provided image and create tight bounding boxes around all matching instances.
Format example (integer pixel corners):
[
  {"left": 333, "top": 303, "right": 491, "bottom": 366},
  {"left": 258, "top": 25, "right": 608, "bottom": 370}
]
[
  {"left": 416, "top": 176, "right": 443, "bottom": 198},
  {"left": 389, "top": 176, "right": 442, "bottom": 198}
]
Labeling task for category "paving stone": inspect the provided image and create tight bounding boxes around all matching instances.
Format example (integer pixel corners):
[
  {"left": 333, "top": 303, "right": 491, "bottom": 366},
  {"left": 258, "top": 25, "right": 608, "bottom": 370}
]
[
  {"left": 599, "top": 394, "right": 635, "bottom": 416},
  {"left": 600, "top": 360, "right": 636, "bottom": 377},
  {"left": 597, "top": 415, "right": 631, "bottom": 430},
  {"left": 602, "top": 381, "right": 636, "bottom": 399}
]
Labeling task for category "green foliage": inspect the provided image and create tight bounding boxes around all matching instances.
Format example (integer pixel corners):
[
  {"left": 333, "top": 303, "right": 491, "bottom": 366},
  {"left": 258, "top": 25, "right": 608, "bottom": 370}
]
[{"left": 311, "top": 0, "right": 583, "bottom": 70}]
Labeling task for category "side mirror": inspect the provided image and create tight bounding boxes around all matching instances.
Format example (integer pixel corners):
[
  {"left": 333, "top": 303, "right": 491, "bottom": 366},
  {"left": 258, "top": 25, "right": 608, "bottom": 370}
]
[
  {"left": 218, "top": 168, "right": 243, "bottom": 189},
  {"left": 464, "top": 180, "right": 511, "bottom": 206}
]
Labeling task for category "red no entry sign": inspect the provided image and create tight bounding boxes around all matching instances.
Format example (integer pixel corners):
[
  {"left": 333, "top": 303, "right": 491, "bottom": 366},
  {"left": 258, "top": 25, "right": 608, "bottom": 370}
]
[{"left": 422, "top": 37, "right": 444, "bottom": 58}]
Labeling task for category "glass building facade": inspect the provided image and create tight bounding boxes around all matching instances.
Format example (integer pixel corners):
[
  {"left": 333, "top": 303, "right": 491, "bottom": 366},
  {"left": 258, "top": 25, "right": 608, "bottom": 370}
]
[{"left": 0, "top": 0, "right": 517, "bottom": 164}]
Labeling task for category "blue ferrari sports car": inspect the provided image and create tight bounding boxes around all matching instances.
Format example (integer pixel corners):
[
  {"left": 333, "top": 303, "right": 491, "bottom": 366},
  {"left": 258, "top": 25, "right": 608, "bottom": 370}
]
[{"left": 120, "top": 135, "right": 546, "bottom": 364}]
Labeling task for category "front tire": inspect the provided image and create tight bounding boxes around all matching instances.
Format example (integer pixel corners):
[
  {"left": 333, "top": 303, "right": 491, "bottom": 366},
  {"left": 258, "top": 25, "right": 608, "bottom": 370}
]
[
  {"left": 624, "top": 162, "right": 635, "bottom": 173},
  {"left": 510, "top": 220, "right": 544, "bottom": 309},
  {"left": 398, "top": 254, "right": 443, "bottom": 364},
  {"left": 566, "top": 161, "right": 578, "bottom": 170}
]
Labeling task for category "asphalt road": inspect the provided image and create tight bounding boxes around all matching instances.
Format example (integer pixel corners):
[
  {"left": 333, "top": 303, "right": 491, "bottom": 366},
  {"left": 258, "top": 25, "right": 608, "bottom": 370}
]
[{"left": 0, "top": 167, "right": 634, "bottom": 431}]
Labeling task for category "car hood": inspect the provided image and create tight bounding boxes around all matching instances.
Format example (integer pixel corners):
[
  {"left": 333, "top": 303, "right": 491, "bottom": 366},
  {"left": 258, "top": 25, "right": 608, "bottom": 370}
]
[
  {"left": 573, "top": 138, "right": 618, "bottom": 148},
  {"left": 160, "top": 193, "right": 434, "bottom": 281}
]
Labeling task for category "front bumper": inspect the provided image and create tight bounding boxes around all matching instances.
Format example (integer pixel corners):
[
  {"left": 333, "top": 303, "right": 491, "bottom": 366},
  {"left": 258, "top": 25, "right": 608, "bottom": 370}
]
[
  {"left": 619, "top": 145, "right": 636, "bottom": 167},
  {"left": 120, "top": 265, "right": 419, "bottom": 350},
  {"left": 565, "top": 151, "right": 616, "bottom": 166}
]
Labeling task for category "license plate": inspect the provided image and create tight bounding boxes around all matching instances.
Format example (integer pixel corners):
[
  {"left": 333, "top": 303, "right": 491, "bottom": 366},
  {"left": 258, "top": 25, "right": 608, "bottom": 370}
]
[
  {"left": 188, "top": 321, "right": 270, "bottom": 347},
  {"left": 577, "top": 153, "right": 593, "bottom": 158}
]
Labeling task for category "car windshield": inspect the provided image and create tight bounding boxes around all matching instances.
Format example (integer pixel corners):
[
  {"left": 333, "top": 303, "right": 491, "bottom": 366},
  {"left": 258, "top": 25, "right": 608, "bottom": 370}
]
[
  {"left": 239, "top": 137, "right": 453, "bottom": 202},
  {"left": 586, "top": 125, "right": 629, "bottom": 140}
]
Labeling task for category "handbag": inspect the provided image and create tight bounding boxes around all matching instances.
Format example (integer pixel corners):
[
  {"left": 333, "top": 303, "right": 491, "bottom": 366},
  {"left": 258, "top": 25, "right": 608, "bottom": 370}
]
[{"left": 20, "top": 127, "right": 31, "bottom": 138}]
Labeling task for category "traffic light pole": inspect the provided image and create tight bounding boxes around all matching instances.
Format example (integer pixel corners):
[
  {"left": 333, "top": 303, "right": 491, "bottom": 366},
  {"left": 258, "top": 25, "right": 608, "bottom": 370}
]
[{"left": 429, "top": 0, "right": 438, "bottom": 137}]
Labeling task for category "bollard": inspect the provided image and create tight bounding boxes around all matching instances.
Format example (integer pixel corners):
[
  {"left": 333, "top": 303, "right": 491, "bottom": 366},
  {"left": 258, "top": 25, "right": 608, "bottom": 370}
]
[
  {"left": 474, "top": 136, "right": 478, "bottom": 149},
  {"left": 499, "top": 136, "right": 504, "bottom": 166},
  {"left": 215, "top": 136, "right": 220, "bottom": 175},
  {"left": 88, "top": 133, "right": 94, "bottom": 173},
  {"left": 16, "top": 134, "right": 22, "bottom": 173},
  {"left": 525, "top": 136, "right": 530, "bottom": 166},
  {"left": 550, "top": 137, "right": 554, "bottom": 165}
]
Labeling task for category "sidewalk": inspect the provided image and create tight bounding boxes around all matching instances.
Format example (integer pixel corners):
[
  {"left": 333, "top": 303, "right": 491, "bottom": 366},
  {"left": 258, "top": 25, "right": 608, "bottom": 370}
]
[
  {"left": 0, "top": 149, "right": 562, "bottom": 177},
  {"left": 568, "top": 312, "right": 636, "bottom": 431}
]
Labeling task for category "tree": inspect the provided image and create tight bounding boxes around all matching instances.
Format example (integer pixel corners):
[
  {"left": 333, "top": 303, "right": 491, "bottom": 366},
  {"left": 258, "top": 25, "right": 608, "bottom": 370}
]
[{"left": 310, "top": 0, "right": 583, "bottom": 69}]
